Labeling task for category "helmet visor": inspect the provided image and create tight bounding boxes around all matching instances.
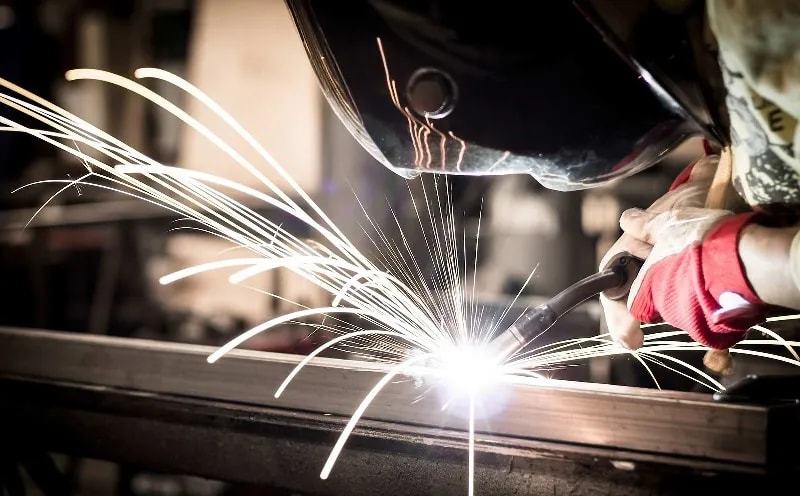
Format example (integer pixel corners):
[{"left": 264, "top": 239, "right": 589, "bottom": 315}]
[{"left": 287, "top": 0, "right": 705, "bottom": 191}]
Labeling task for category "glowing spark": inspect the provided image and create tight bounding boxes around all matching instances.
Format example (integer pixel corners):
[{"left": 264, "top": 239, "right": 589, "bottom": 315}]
[
  {"left": 487, "top": 151, "right": 511, "bottom": 172},
  {"left": 438, "top": 343, "right": 503, "bottom": 396},
  {"left": 449, "top": 131, "right": 466, "bottom": 172},
  {"left": 427, "top": 120, "right": 448, "bottom": 171},
  {"left": 378, "top": 37, "right": 441, "bottom": 171},
  {"left": 320, "top": 353, "right": 435, "bottom": 480},
  {"left": 468, "top": 393, "right": 475, "bottom": 496},
  {"left": 407, "top": 109, "right": 421, "bottom": 166},
  {"left": 275, "top": 329, "right": 406, "bottom": 398},
  {"left": 377, "top": 37, "right": 423, "bottom": 168},
  {"left": 423, "top": 126, "right": 432, "bottom": 168},
  {"left": 66, "top": 173, "right": 83, "bottom": 195}
]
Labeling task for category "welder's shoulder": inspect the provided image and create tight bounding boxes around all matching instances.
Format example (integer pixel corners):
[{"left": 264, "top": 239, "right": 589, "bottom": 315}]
[
  {"left": 707, "top": 0, "right": 800, "bottom": 210},
  {"left": 708, "top": 0, "right": 800, "bottom": 117}
]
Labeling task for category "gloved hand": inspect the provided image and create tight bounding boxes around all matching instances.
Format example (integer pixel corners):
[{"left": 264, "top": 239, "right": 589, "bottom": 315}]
[{"left": 599, "top": 155, "right": 766, "bottom": 350}]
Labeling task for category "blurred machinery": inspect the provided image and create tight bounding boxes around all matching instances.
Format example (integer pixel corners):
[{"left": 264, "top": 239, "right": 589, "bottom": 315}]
[{"left": 1, "top": 1, "right": 799, "bottom": 495}]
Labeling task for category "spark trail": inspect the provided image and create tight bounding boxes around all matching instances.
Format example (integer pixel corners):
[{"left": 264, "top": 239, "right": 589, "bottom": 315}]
[{"left": 2, "top": 69, "right": 800, "bottom": 496}]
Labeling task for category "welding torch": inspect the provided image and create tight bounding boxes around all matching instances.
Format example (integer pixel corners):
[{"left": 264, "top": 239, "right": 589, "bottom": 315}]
[
  {"left": 487, "top": 252, "right": 644, "bottom": 362},
  {"left": 488, "top": 151, "right": 743, "bottom": 367}
]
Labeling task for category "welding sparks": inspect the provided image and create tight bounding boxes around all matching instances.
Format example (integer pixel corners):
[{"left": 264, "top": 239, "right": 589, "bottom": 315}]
[
  {"left": 438, "top": 344, "right": 504, "bottom": 395},
  {"left": 2, "top": 68, "right": 800, "bottom": 496}
]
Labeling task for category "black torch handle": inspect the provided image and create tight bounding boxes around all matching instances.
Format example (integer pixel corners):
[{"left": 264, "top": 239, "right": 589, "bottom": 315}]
[
  {"left": 514, "top": 252, "right": 644, "bottom": 344},
  {"left": 488, "top": 252, "right": 645, "bottom": 361},
  {"left": 598, "top": 251, "right": 645, "bottom": 302}
]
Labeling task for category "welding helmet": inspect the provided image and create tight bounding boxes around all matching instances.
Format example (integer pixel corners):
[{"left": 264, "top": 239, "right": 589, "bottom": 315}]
[{"left": 285, "top": 0, "right": 724, "bottom": 191}]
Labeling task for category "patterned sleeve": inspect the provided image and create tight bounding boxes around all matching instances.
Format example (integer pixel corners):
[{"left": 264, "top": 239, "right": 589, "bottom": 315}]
[{"left": 707, "top": 0, "right": 800, "bottom": 212}]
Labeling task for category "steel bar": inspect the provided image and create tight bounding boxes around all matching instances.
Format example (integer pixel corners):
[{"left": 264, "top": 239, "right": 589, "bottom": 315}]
[
  {"left": 1, "top": 376, "right": 793, "bottom": 496},
  {"left": 1, "top": 327, "right": 797, "bottom": 472}
]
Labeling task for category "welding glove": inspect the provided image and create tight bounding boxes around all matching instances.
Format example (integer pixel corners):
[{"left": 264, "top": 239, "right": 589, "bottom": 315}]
[{"left": 599, "top": 155, "right": 766, "bottom": 350}]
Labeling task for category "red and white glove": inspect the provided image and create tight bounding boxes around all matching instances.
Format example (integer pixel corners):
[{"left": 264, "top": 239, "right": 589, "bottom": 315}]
[{"left": 599, "top": 155, "right": 767, "bottom": 350}]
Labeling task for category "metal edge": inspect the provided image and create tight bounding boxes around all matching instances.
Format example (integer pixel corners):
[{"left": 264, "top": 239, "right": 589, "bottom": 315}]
[
  {"left": 4, "top": 377, "right": 777, "bottom": 495},
  {"left": 0, "top": 327, "right": 773, "bottom": 465}
]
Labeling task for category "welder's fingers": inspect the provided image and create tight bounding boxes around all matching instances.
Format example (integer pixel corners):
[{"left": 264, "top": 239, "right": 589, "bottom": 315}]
[
  {"left": 599, "top": 293, "right": 644, "bottom": 350},
  {"left": 597, "top": 232, "right": 649, "bottom": 351},
  {"left": 597, "top": 231, "right": 652, "bottom": 273},
  {"left": 619, "top": 208, "right": 661, "bottom": 245},
  {"left": 646, "top": 155, "right": 718, "bottom": 212},
  {"left": 618, "top": 233, "right": 653, "bottom": 261},
  {"left": 619, "top": 207, "right": 699, "bottom": 246},
  {"left": 621, "top": 207, "right": 733, "bottom": 250}
]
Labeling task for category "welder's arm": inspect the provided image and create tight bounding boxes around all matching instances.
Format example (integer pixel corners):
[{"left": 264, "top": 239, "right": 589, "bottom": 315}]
[
  {"left": 740, "top": 223, "right": 800, "bottom": 311},
  {"left": 705, "top": 0, "right": 800, "bottom": 313}
]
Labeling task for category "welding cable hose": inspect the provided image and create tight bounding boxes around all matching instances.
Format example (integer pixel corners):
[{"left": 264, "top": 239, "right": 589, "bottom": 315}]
[{"left": 489, "top": 252, "right": 643, "bottom": 361}]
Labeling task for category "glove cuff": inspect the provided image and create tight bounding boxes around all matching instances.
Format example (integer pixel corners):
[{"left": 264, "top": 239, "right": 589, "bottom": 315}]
[
  {"left": 630, "top": 212, "right": 766, "bottom": 350},
  {"left": 701, "top": 212, "right": 764, "bottom": 306}
]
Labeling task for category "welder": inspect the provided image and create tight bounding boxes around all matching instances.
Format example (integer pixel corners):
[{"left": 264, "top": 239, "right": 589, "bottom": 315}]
[{"left": 283, "top": 0, "right": 800, "bottom": 352}]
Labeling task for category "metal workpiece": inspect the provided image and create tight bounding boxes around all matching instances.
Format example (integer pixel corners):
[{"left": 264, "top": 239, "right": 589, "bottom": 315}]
[
  {"left": 1, "top": 377, "right": 794, "bottom": 496},
  {"left": 0, "top": 327, "right": 796, "bottom": 473}
]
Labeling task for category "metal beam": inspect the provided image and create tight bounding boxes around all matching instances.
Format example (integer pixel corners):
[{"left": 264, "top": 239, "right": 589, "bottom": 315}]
[
  {"left": 0, "top": 327, "right": 797, "bottom": 473},
  {"left": 1, "top": 376, "right": 790, "bottom": 496}
]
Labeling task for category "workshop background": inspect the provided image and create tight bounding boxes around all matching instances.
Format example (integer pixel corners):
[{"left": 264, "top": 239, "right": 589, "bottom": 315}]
[{"left": 1, "top": 0, "right": 796, "bottom": 495}]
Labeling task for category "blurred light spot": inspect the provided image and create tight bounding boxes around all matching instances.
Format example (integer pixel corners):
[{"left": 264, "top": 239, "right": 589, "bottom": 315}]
[
  {"left": 582, "top": 193, "right": 620, "bottom": 234},
  {"left": 611, "top": 460, "right": 636, "bottom": 471},
  {"left": 0, "top": 6, "right": 15, "bottom": 30}
]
